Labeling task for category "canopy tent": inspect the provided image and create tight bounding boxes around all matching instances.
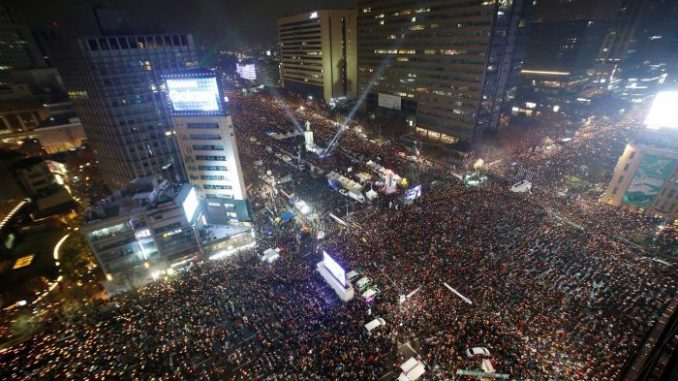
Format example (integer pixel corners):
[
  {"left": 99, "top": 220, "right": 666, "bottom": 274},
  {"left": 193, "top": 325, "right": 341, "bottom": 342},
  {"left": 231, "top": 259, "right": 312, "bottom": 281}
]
[{"left": 280, "top": 211, "right": 296, "bottom": 222}]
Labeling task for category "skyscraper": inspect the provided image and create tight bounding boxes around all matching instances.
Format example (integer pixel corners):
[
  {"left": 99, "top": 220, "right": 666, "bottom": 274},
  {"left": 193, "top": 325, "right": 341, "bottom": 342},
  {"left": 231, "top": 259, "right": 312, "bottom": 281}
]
[
  {"left": 606, "top": 0, "right": 678, "bottom": 100},
  {"left": 357, "top": 0, "right": 532, "bottom": 143},
  {"left": 47, "top": 33, "right": 198, "bottom": 188},
  {"left": 163, "top": 70, "right": 249, "bottom": 224},
  {"left": 0, "top": 6, "right": 46, "bottom": 83},
  {"left": 513, "top": 0, "right": 620, "bottom": 117},
  {"left": 279, "top": 9, "right": 358, "bottom": 103}
]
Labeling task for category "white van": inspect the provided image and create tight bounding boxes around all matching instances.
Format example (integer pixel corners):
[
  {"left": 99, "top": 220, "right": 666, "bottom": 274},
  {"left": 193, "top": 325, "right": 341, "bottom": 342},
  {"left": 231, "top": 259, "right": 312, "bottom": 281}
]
[
  {"left": 356, "top": 277, "right": 371, "bottom": 290},
  {"left": 364, "top": 317, "right": 386, "bottom": 335},
  {"left": 362, "top": 287, "right": 379, "bottom": 300}
]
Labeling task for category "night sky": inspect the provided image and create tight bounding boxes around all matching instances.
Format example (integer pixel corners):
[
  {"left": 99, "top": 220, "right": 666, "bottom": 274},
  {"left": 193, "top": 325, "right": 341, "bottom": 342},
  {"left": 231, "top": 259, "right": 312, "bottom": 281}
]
[{"left": 6, "top": 0, "right": 355, "bottom": 50}]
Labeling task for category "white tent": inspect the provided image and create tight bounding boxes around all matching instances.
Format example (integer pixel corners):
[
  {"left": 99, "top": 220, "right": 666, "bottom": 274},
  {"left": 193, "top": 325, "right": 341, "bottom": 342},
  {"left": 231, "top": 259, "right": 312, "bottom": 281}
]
[
  {"left": 261, "top": 248, "right": 280, "bottom": 263},
  {"left": 365, "top": 189, "right": 378, "bottom": 201},
  {"left": 399, "top": 358, "right": 426, "bottom": 381}
]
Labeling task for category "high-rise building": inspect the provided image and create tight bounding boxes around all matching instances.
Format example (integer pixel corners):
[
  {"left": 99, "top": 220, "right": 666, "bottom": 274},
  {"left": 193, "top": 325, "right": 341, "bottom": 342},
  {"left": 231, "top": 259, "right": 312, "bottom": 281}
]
[
  {"left": 163, "top": 70, "right": 250, "bottom": 225},
  {"left": 0, "top": 6, "right": 46, "bottom": 84},
  {"left": 47, "top": 33, "right": 198, "bottom": 188},
  {"left": 516, "top": 0, "right": 620, "bottom": 117},
  {"left": 357, "top": 0, "right": 532, "bottom": 143},
  {"left": 603, "top": 0, "right": 678, "bottom": 101},
  {"left": 279, "top": 9, "right": 358, "bottom": 103}
]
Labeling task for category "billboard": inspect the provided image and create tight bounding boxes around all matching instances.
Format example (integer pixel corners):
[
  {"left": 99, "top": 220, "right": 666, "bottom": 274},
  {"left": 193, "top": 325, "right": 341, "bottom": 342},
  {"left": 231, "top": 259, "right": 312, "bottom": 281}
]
[
  {"left": 378, "top": 93, "right": 401, "bottom": 110},
  {"left": 623, "top": 154, "right": 676, "bottom": 208},
  {"left": 166, "top": 76, "right": 223, "bottom": 115},
  {"left": 182, "top": 187, "right": 200, "bottom": 222},
  {"left": 323, "top": 251, "right": 346, "bottom": 286},
  {"left": 645, "top": 91, "right": 678, "bottom": 130},
  {"left": 236, "top": 63, "right": 257, "bottom": 81}
]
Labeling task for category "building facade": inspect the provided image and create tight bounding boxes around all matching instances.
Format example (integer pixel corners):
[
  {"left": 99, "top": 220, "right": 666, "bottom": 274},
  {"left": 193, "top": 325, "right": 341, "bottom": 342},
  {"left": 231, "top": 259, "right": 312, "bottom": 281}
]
[
  {"left": 163, "top": 70, "right": 249, "bottom": 224},
  {"left": 0, "top": 6, "right": 46, "bottom": 84},
  {"left": 47, "top": 33, "right": 198, "bottom": 188},
  {"left": 12, "top": 156, "right": 73, "bottom": 215},
  {"left": 357, "top": 0, "right": 532, "bottom": 143},
  {"left": 607, "top": 0, "right": 678, "bottom": 101},
  {"left": 603, "top": 142, "right": 678, "bottom": 222},
  {"left": 82, "top": 178, "right": 199, "bottom": 292},
  {"left": 279, "top": 9, "right": 358, "bottom": 103},
  {"left": 255, "top": 58, "right": 282, "bottom": 88},
  {"left": 0, "top": 154, "right": 25, "bottom": 230},
  {"left": 0, "top": 119, "right": 86, "bottom": 154}
]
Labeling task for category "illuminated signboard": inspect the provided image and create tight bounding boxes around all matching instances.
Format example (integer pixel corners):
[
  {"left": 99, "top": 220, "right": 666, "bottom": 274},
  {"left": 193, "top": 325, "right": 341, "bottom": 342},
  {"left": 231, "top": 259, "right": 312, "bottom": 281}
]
[
  {"left": 182, "top": 187, "right": 199, "bottom": 222},
  {"left": 165, "top": 75, "right": 224, "bottom": 115},
  {"left": 236, "top": 63, "right": 257, "bottom": 81},
  {"left": 623, "top": 155, "right": 676, "bottom": 208},
  {"left": 323, "top": 251, "right": 346, "bottom": 286}
]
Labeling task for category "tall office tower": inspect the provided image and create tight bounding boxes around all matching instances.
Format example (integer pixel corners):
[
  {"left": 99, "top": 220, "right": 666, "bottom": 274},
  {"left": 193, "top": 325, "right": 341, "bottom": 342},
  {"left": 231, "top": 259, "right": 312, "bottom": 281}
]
[
  {"left": 610, "top": 0, "right": 678, "bottom": 100},
  {"left": 0, "top": 6, "right": 46, "bottom": 84},
  {"left": 47, "top": 33, "right": 198, "bottom": 188},
  {"left": 515, "top": 0, "right": 618, "bottom": 116},
  {"left": 358, "top": 0, "right": 532, "bottom": 143},
  {"left": 163, "top": 70, "right": 250, "bottom": 224},
  {"left": 279, "top": 9, "right": 358, "bottom": 103},
  {"left": 594, "top": 0, "right": 646, "bottom": 73}
]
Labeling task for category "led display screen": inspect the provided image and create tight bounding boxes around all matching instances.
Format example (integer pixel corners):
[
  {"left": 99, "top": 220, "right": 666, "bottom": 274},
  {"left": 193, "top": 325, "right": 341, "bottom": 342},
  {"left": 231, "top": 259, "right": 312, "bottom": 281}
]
[
  {"left": 323, "top": 251, "right": 346, "bottom": 286},
  {"left": 236, "top": 63, "right": 257, "bottom": 81},
  {"left": 182, "top": 187, "right": 199, "bottom": 222},
  {"left": 166, "top": 77, "right": 222, "bottom": 114}
]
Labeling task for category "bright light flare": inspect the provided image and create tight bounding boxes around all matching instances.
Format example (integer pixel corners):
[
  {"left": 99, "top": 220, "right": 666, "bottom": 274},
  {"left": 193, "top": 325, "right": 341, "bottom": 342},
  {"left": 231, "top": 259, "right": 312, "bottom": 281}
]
[{"left": 645, "top": 91, "right": 678, "bottom": 130}]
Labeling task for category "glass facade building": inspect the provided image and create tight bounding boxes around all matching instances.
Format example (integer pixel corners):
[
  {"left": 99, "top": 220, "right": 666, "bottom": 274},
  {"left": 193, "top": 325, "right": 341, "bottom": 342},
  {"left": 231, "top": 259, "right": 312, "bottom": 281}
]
[
  {"left": 47, "top": 34, "right": 197, "bottom": 188},
  {"left": 0, "top": 6, "right": 46, "bottom": 83},
  {"left": 357, "top": 0, "right": 532, "bottom": 142}
]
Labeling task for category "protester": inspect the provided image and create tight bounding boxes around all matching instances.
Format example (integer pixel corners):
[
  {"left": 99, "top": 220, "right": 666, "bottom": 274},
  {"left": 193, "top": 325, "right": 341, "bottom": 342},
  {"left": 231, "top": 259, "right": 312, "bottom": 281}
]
[{"left": 1, "top": 91, "right": 675, "bottom": 381}]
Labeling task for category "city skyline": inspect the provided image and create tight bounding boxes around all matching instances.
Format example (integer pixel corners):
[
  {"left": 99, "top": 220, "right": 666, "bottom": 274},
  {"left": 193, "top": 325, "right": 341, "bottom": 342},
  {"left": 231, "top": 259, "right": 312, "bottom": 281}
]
[{"left": 5, "top": 0, "right": 355, "bottom": 49}]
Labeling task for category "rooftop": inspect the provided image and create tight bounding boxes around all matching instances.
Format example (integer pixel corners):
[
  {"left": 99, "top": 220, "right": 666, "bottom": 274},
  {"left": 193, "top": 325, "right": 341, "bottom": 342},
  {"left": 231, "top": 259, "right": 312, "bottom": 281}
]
[{"left": 83, "top": 177, "right": 189, "bottom": 224}]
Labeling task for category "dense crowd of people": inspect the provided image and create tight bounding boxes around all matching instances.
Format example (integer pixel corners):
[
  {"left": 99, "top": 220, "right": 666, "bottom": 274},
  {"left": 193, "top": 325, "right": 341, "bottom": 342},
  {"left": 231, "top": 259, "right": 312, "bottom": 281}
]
[
  {"left": 490, "top": 110, "right": 678, "bottom": 255},
  {"left": 1, "top": 91, "right": 675, "bottom": 380}
]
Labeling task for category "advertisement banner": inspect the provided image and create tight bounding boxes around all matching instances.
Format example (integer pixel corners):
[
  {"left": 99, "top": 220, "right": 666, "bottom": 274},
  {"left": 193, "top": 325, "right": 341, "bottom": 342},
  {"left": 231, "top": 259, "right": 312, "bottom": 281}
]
[{"left": 623, "top": 155, "right": 676, "bottom": 208}]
